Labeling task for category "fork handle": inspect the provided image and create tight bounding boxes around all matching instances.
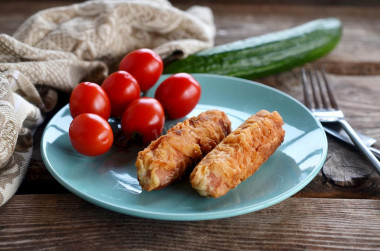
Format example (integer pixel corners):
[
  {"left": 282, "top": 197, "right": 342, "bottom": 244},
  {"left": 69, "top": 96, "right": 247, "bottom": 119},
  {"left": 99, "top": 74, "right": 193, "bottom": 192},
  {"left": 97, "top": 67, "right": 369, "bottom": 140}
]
[{"left": 339, "top": 120, "right": 380, "bottom": 175}]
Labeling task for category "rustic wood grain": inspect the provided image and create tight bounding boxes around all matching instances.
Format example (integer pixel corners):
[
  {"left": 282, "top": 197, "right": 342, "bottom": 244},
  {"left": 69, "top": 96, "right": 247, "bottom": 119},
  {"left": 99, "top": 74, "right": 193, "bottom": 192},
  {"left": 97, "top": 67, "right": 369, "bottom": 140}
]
[
  {"left": 263, "top": 69, "right": 380, "bottom": 189},
  {"left": 1, "top": 1, "right": 380, "bottom": 250},
  {"left": 323, "top": 136, "right": 373, "bottom": 187},
  {"left": 3, "top": 0, "right": 380, "bottom": 72},
  {"left": 1, "top": 194, "right": 379, "bottom": 250},
  {"left": 174, "top": 2, "right": 380, "bottom": 72},
  {"left": 0, "top": 0, "right": 377, "bottom": 196}
]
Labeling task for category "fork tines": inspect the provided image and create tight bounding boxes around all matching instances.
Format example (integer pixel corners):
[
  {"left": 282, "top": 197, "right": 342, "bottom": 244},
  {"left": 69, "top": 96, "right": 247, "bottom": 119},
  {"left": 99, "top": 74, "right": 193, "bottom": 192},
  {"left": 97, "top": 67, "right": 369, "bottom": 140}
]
[{"left": 302, "top": 67, "right": 338, "bottom": 110}]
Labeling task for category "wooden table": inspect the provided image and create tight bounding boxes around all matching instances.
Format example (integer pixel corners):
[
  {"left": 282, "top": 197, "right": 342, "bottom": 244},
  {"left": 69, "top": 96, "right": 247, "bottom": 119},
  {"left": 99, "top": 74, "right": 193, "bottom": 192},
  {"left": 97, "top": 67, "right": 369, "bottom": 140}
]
[{"left": 1, "top": 1, "right": 380, "bottom": 249}]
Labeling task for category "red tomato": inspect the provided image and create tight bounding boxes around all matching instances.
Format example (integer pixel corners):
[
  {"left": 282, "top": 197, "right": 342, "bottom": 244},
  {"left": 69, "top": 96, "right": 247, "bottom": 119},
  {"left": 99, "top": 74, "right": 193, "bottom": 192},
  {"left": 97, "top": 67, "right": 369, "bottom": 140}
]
[
  {"left": 121, "top": 97, "right": 165, "bottom": 144},
  {"left": 102, "top": 71, "right": 140, "bottom": 118},
  {"left": 119, "top": 49, "right": 163, "bottom": 92},
  {"left": 69, "top": 82, "right": 111, "bottom": 120},
  {"left": 154, "top": 73, "right": 201, "bottom": 119},
  {"left": 69, "top": 113, "right": 114, "bottom": 156}
]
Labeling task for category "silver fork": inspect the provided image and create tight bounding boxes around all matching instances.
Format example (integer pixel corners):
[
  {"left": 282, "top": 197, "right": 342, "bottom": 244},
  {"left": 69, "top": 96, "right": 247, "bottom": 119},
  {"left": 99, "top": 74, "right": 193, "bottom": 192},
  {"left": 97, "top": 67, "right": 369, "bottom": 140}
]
[{"left": 302, "top": 68, "right": 380, "bottom": 175}]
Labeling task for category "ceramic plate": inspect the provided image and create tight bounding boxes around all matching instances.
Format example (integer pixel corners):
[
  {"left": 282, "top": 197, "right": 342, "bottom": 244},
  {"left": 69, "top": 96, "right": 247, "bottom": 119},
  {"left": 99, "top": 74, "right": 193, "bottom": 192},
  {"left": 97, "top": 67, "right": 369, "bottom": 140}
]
[{"left": 41, "top": 74, "right": 327, "bottom": 221}]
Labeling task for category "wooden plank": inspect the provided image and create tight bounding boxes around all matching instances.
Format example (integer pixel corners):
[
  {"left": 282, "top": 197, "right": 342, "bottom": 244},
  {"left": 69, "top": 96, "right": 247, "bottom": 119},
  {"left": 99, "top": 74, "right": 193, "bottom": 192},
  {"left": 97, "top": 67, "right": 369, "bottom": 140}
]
[
  {"left": 174, "top": 1, "right": 380, "bottom": 75},
  {"left": 263, "top": 70, "right": 380, "bottom": 189},
  {"left": 3, "top": 1, "right": 380, "bottom": 71},
  {"left": 0, "top": 194, "right": 379, "bottom": 250},
  {"left": 1, "top": 0, "right": 377, "bottom": 196},
  {"left": 2, "top": 1, "right": 380, "bottom": 193},
  {"left": 0, "top": 0, "right": 80, "bottom": 35}
]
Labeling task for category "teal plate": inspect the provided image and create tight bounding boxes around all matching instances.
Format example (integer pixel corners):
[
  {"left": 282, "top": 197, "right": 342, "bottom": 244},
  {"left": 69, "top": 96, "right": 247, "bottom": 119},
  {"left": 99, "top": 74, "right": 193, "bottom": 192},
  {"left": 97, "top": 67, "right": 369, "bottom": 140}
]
[{"left": 41, "top": 74, "right": 327, "bottom": 221}]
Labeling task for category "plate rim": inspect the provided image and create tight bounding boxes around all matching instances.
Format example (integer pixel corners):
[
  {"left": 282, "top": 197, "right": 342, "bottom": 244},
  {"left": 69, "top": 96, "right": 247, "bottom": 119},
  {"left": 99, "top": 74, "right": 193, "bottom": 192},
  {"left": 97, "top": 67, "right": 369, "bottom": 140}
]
[{"left": 41, "top": 73, "right": 328, "bottom": 221}]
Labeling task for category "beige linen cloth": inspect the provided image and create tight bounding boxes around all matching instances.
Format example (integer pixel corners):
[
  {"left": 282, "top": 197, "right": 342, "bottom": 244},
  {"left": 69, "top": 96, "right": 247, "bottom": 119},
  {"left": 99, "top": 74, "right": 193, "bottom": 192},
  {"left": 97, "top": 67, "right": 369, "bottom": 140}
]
[{"left": 0, "top": 0, "right": 215, "bottom": 206}]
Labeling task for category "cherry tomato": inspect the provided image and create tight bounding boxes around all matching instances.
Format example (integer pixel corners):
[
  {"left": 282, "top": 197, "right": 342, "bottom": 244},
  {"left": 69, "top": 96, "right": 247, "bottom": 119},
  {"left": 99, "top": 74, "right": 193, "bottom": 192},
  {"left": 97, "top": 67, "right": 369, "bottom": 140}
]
[
  {"left": 154, "top": 73, "right": 201, "bottom": 119},
  {"left": 69, "top": 113, "right": 114, "bottom": 156},
  {"left": 121, "top": 97, "right": 165, "bottom": 144},
  {"left": 102, "top": 71, "right": 140, "bottom": 118},
  {"left": 119, "top": 49, "right": 163, "bottom": 92},
  {"left": 69, "top": 82, "right": 111, "bottom": 120}
]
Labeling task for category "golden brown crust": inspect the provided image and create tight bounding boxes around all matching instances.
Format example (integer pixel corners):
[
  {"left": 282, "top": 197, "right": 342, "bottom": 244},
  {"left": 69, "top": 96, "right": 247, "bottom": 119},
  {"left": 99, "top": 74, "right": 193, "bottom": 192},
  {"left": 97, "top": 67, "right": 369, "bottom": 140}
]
[
  {"left": 135, "top": 110, "right": 231, "bottom": 191},
  {"left": 190, "top": 110, "right": 285, "bottom": 198}
]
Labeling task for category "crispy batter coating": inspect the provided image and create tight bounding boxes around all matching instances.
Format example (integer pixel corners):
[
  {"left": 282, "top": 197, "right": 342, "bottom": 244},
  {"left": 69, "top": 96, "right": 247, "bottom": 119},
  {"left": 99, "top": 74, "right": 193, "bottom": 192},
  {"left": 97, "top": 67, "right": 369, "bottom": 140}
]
[
  {"left": 136, "top": 110, "right": 231, "bottom": 191},
  {"left": 190, "top": 110, "right": 285, "bottom": 198}
]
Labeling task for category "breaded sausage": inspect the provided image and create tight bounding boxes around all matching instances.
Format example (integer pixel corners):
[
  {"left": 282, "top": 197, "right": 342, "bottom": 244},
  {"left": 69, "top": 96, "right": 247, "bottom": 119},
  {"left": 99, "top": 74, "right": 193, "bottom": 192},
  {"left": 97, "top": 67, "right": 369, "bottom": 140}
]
[
  {"left": 190, "top": 110, "right": 285, "bottom": 198},
  {"left": 136, "top": 110, "right": 231, "bottom": 191}
]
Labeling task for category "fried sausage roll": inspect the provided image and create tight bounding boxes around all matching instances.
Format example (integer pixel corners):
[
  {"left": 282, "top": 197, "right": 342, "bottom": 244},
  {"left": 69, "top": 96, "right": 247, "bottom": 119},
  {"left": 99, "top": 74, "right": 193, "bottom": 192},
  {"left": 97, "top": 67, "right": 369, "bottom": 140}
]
[
  {"left": 136, "top": 110, "right": 231, "bottom": 191},
  {"left": 190, "top": 110, "right": 285, "bottom": 198}
]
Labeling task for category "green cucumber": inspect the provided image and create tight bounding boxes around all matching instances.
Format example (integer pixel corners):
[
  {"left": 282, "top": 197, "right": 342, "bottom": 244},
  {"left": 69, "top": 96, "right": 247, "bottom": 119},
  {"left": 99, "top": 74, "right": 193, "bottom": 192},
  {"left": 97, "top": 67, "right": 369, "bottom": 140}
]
[{"left": 163, "top": 18, "right": 342, "bottom": 79}]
